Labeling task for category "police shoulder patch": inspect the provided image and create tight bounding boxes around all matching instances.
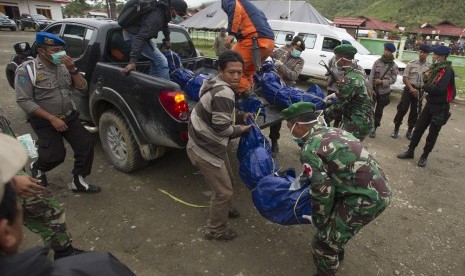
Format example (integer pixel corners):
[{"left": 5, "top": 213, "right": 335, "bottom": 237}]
[
  {"left": 18, "top": 75, "right": 27, "bottom": 85},
  {"left": 303, "top": 163, "right": 313, "bottom": 178}
]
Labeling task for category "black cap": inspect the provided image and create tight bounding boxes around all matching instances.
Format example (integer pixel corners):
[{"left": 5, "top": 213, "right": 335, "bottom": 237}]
[
  {"left": 285, "top": 34, "right": 293, "bottom": 42},
  {"left": 171, "top": 0, "right": 188, "bottom": 16},
  {"left": 292, "top": 36, "right": 305, "bottom": 51}
]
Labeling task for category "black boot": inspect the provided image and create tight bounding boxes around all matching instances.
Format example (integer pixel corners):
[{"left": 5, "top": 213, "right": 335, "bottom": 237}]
[
  {"left": 54, "top": 245, "right": 86, "bottom": 260},
  {"left": 418, "top": 153, "right": 428, "bottom": 167},
  {"left": 271, "top": 139, "right": 279, "bottom": 155},
  {"left": 369, "top": 128, "right": 376, "bottom": 138},
  {"left": 397, "top": 149, "right": 414, "bottom": 159},
  {"left": 391, "top": 126, "right": 400, "bottom": 139},
  {"left": 70, "top": 175, "right": 101, "bottom": 193},
  {"left": 406, "top": 128, "right": 414, "bottom": 140},
  {"left": 30, "top": 161, "right": 48, "bottom": 187}
]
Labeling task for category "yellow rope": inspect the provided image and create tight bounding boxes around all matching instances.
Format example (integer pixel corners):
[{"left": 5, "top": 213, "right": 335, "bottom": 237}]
[{"left": 158, "top": 189, "right": 209, "bottom": 208}]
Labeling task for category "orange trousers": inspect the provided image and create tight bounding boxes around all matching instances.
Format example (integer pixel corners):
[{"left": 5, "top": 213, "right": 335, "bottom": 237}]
[{"left": 233, "top": 37, "right": 275, "bottom": 94}]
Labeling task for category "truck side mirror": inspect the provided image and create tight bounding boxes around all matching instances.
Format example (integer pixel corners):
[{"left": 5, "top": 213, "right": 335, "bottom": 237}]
[{"left": 13, "top": 42, "right": 31, "bottom": 55}]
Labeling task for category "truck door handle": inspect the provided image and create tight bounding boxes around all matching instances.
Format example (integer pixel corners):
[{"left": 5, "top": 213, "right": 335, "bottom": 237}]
[{"left": 320, "top": 54, "right": 327, "bottom": 57}]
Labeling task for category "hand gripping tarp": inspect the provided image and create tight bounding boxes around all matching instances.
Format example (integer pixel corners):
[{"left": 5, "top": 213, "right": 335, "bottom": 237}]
[{"left": 252, "top": 168, "right": 312, "bottom": 225}]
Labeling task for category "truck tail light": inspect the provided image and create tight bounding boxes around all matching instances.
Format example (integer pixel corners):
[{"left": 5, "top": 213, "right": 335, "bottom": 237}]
[{"left": 159, "top": 90, "right": 189, "bottom": 121}]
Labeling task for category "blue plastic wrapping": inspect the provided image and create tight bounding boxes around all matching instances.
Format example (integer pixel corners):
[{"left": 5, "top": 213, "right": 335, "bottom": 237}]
[
  {"left": 163, "top": 50, "right": 183, "bottom": 73},
  {"left": 236, "top": 96, "right": 265, "bottom": 118},
  {"left": 239, "top": 147, "right": 277, "bottom": 190},
  {"left": 252, "top": 169, "right": 312, "bottom": 225},
  {"left": 236, "top": 119, "right": 271, "bottom": 161},
  {"left": 185, "top": 74, "right": 211, "bottom": 102},
  {"left": 170, "top": 68, "right": 194, "bottom": 91}
]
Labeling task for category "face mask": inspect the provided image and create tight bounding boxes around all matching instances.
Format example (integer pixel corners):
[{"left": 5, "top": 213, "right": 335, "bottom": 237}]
[
  {"left": 291, "top": 49, "right": 301, "bottom": 58},
  {"left": 172, "top": 15, "right": 183, "bottom": 23},
  {"left": 51, "top": 50, "right": 66, "bottom": 65},
  {"left": 290, "top": 111, "right": 326, "bottom": 144}
]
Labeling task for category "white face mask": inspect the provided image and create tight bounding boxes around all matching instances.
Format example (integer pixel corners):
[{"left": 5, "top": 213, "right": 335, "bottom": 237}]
[
  {"left": 290, "top": 111, "right": 326, "bottom": 144},
  {"left": 335, "top": 57, "right": 353, "bottom": 69}
]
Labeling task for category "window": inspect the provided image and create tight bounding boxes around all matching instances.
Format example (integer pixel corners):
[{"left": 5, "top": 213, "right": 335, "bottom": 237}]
[
  {"left": 153, "top": 29, "right": 195, "bottom": 58},
  {"left": 274, "top": 31, "right": 295, "bottom": 45},
  {"left": 322, "top": 37, "right": 341, "bottom": 52},
  {"left": 62, "top": 25, "right": 94, "bottom": 58},
  {"left": 36, "top": 9, "right": 51, "bottom": 19},
  {"left": 46, "top": 24, "right": 62, "bottom": 35},
  {"left": 297, "top": 33, "right": 317, "bottom": 49}
]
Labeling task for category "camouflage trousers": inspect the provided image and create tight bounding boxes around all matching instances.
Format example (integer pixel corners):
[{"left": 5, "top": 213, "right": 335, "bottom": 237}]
[
  {"left": 311, "top": 198, "right": 390, "bottom": 276},
  {"left": 0, "top": 115, "right": 72, "bottom": 252},
  {"left": 20, "top": 192, "right": 72, "bottom": 251}
]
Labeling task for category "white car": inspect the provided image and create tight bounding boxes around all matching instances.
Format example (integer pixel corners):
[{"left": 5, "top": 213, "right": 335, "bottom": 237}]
[{"left": 268, "top": 20, "right": 406, "bottom": 90}]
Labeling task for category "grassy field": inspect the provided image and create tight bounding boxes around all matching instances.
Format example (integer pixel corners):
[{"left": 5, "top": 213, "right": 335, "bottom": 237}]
[{"left": 192, "top": 38, "right": 465, "bottom": 98}]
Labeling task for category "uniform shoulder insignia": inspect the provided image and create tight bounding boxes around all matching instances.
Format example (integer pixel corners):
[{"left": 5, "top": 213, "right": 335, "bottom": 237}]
[{"left": 303, "top": 163, "right": 313, "bottom": 178}]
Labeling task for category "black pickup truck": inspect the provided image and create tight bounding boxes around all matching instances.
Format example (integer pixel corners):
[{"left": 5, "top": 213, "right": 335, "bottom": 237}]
[
  {"left": 15, "top": 13, "right": 54, "bottom": 31},
  {"left": 6, "top": 18, "right": 281, "bottom": 172}
]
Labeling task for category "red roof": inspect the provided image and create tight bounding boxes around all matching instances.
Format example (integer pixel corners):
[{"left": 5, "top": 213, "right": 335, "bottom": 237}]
[
  {"left": 362, "top": 16, "right": 403, "bottom": 32},
  {"left": 333, "top": 16, "right": 403, "bottom": 32},
  {"left": 411, "top": 21, "right": 465, "bottom": 37},
  {"left": 333, "top": 17, "right": 366, "bottom": 27}
]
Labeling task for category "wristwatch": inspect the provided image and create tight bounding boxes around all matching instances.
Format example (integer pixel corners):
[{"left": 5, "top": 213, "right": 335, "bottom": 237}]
[{"left": 69, "top": 67, "right": 80, "bottom": 75}]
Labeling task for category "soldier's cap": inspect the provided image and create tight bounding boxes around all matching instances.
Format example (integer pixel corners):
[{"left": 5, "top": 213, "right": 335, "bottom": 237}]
[
  {"left": 281, "top": 102, "right": 317, "bottom": 120},
  {"left": 384, "top": 42, "right": 396, "bottom": 53},
  {"left": 419, "top": 44, "right": 431, "bottom": 53},
  {"left": 292, "top": 36, "right": 305, "bottom": 51},
  {"left": 36, "top": 32, "right": 66, "bottom": 46},
  {"left": 432, "top": 45, "right": 451, "bottom": 56},
  {"left": 0, "top": 134, "right": 28, "bottom": 203},
  {"left": 285, "top": 34, "right": 293, "bottom": 42},
  {"left": 333, "top": 44, "right": 357, "bottom": 55},
  {"left": 171, "top": 0, "right": 189, "bottom": 16}
]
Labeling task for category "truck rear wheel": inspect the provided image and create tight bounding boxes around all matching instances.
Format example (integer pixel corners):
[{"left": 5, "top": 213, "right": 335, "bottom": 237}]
[{"left": 99, "top": 111, "right": 146, "bottom": 172}]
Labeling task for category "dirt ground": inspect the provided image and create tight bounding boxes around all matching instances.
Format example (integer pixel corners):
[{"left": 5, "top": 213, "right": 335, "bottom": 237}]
[{"left": 1, "top": 31, "right": 464, "bottom": 276}]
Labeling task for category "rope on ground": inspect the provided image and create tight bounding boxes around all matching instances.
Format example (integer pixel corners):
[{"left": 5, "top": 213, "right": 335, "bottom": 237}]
[{"left": 157, "top": 189, "right": 209, "bottom": 208}]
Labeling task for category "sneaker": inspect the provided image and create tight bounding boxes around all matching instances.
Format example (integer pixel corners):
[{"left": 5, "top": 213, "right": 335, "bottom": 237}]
[
  {"left": 30, "top": 161, "right": 48, "bottom": 187},
  {"left": 397, "top": 150, "right": 414, "bottom": 159},
  {"left": 70, "top": 175, "right": 101, "bottom": 193},
  {"left": 204, "top": 228, "right": 237, "bottom": 241},
  {"left": 228, "top": 207, "right": 240, "bottom": 219},
  {"left": 54, "top": 245, "right": 86, "bottom": 260}
]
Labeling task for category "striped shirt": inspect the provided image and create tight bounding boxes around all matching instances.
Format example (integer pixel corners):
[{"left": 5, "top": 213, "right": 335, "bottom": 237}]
[{"left": 187, "top": 76, "right": 243, "bottom": 167}]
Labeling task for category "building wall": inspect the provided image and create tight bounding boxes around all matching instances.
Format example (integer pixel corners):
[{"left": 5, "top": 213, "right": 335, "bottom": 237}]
[{"left": 0, "top": 0, "right": 63, "bottom": 20}]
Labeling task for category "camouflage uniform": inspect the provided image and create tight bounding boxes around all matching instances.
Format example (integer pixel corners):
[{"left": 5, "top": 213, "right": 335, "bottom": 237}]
[
  {"left": 325, "top": 66, "right": 374, "bottom": 141},
  {"left": 300, "top": 126, "right": 391, "bottom": 275},
  {"left": 0, "top": 108, "right": 71, "bottom": 252}
]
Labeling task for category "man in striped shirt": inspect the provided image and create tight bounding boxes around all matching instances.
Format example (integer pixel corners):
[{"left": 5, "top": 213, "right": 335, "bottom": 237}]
[{"left": 187, "top": 50, "right": 252, "bottom": 241}]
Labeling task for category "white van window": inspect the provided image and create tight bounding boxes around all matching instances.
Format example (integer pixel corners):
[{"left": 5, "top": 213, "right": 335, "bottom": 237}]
[
  {"left": 322, "top": 37, "right": 341, "bottom": 52},
  {"left": 274, "top": 31, "right": 295, "bottom": 45},
  {"left": 297, "top": 33, "right": 317, "bottom": 49}
]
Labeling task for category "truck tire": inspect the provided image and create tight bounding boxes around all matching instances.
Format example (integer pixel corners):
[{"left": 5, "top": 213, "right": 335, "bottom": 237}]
[
  {"left": 10, "top": 26, "right": 17, "bottom": 31},
  {"left": 99, "top": 111, "right": 147, "bottom": 173}
]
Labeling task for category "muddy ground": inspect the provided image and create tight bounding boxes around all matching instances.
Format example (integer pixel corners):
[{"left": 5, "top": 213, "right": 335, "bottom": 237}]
[{"left": 1, "top": 30, "right": 464, "bottom": 276}]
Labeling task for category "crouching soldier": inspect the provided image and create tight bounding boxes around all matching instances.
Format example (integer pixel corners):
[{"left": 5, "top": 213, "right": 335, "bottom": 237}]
[{"left": 281, "top": 102, "right": 392, "bottom": 276}]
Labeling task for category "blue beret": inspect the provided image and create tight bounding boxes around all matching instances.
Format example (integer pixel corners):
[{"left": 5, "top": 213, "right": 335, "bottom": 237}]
[
  {"left": 384, "top": 42, "right": 396, "bottom": 53},
  {"left": 36, "top": 32, "right": 66, "bottom": 46},
  {"left": 419, "top": 44, "right": 431, "bottom": 53},
  {"left": 281, "top": 102, "right": 317, "bottom": 120},
  {"left": 432, "top": 45, "right": 451, "bottom": 56}
]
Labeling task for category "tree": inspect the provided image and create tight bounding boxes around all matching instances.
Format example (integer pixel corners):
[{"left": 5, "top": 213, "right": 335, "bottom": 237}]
[{"left": 63, "top": 0, "right": 92, "bottom": 18}]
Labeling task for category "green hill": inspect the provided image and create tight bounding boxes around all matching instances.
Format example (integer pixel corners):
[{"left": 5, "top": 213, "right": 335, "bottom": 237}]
[{"left": 310, "top": 0, "right": 465, "bottom": 31}]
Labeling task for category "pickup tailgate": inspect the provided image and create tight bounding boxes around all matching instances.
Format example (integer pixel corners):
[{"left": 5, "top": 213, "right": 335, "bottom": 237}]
[{"left": 89, "top": 62, "right": 188, "bottom": 148}]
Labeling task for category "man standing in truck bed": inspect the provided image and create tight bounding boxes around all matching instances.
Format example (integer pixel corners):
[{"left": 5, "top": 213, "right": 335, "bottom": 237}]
[{"left": 221, "top": 0, "right": 275, "bottom": 94}]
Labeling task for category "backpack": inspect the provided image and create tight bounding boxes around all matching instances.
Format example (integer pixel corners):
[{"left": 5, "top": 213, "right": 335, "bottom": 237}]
[{"left": 117, "top": 0, "right": 167, "bottom": 28}]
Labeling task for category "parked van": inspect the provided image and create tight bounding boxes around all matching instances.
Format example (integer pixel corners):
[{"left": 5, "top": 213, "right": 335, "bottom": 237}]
[{"left": 268, "top": 20, "right": 405, "bottom": 90}]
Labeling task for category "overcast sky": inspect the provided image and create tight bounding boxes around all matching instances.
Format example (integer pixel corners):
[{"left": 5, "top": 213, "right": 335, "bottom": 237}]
[{"left": 184, "top": 0, "right": 216, "bottom": 8}]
